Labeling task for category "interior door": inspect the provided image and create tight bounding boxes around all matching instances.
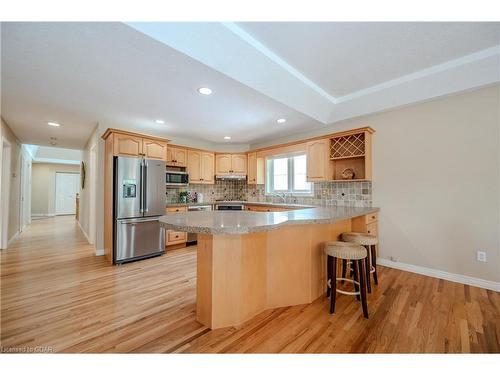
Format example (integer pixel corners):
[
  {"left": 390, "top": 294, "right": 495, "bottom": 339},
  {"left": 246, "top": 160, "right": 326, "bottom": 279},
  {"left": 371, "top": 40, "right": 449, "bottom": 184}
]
[{"left": 55, "top": 172, "right": 80, "bottom": 215}]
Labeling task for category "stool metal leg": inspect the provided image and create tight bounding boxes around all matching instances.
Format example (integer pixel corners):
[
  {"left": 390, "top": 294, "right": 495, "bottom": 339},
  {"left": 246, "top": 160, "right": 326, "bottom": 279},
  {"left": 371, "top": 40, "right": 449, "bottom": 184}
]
[
  {"left": 341, "top": 259, "right": 347, "bottom": 284},
  {"left": 330, "top": 256, "right": 337, "bottom": 314},
  {"left": 358, "top": 259, "right": 369, "bottom": 319},
  {"left": 352, "top": 260, "right": 360, "bottom": 301},
  {"left": 371, "top": 245, "right": 378, "bottom": 285},
  {"left": 365, "top": 245, "right": 372, "bottom": 293},
  {"left": 327, "top": 255, "right": 333, "bottom": 297}
]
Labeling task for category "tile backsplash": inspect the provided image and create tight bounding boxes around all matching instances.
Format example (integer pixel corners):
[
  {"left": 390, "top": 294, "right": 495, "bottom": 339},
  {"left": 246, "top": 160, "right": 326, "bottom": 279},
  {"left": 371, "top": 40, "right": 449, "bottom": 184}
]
[{"left": 166, "top": 180, "right": 372, "bottom": 207}]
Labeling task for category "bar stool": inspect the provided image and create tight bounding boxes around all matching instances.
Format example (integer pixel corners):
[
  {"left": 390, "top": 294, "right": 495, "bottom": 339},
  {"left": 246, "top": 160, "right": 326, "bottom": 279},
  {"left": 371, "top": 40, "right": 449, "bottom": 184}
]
[
  {"left": 341, "top": 232, "right": 378, "bottom": 294},
  {"left": 324, "top": 241, "right": 369, "bottom": 319}
]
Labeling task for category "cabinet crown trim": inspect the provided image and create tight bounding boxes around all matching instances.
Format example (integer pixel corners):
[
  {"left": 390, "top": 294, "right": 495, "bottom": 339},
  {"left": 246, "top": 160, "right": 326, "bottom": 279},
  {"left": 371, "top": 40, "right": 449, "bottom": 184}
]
[{"left": 102, "top": 128, "right": 171, "bottom": 143}]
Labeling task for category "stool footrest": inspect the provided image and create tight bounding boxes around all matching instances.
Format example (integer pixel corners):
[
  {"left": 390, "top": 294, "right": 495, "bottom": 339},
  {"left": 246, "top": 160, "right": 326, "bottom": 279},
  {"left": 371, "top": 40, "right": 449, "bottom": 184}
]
[{"left": 328, "top": 277, "right": 361, "bottom": 296}]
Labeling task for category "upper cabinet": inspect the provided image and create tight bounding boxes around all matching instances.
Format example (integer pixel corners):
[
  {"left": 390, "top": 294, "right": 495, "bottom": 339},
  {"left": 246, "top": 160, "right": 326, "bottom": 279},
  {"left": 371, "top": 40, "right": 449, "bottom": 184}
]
[
  {"left": 110, "top": 131, "right": 168, "bottom": 160},
  {"left": 143, "top": 139, "right": 168, "bottom": 160},
  {"left": 113, "top": 133, "right": 143, "bottom": 157},
  {"left": 166, "top": 146, "right": 187, "bottom": 167},
  {"left": 305, "top": 128, "right": 373, "bottom": 182},
  {"left": 306, "top": 139, "right": 333, "bottom": 182},
  {"left": 231, "top": 154, "right": 247, "bottom": 174},
  {"left": 215, "top": 154, "right": 247, "bottom": 175},
  {"left": 188, "top": 150, "right": 214, "bottom": 184},
  {"left": 247, "top": 152, "right": 265, "bottom": 185},
  {"left": 329, "top": 129, "right": 373, "bottom": 181},
  {"left": 201, "top": 152, "right": 215, "bottom": 184}
]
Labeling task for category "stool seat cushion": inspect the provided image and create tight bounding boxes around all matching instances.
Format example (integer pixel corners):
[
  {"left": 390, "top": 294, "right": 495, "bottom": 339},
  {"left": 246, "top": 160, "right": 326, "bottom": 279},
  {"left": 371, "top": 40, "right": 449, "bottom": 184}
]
[
  {"left": 341, "top": 232, "right": 378, "bottom": 246},
  {"left": 324, "top": 241, "right": 367, "bottom": 260}
]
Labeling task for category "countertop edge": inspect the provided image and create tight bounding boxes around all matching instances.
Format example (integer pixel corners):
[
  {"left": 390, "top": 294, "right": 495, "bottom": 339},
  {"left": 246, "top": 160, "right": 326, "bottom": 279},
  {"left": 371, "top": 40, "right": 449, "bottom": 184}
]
[{"left": 160, "top": 207, "right": 380, "bottom": 235}]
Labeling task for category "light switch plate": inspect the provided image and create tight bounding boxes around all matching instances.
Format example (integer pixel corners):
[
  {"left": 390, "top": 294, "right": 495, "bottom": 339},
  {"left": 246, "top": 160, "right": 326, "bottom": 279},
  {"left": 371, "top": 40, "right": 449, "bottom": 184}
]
[{"left": 477, "top": 251, "right": 487, "bottom": 262}]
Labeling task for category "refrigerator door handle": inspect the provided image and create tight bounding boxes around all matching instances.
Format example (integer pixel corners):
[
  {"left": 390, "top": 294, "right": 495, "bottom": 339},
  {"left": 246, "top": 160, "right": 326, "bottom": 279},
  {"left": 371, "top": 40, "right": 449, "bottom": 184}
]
[
  {"left": 143, "top": 160, "right": 148, "bottom": 213},
  {"left": 139, "top": 160, "right": 144, "bottom": 213}
]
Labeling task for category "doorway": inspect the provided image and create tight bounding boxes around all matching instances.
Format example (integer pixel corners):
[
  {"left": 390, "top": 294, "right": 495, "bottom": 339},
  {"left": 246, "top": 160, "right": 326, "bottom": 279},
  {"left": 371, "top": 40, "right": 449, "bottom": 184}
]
[
  {"left": 0, "top": 137, "right": 12, "bottom": 249},
  {"left": 55, "top": 172, "right": 80, "bottom": 215}
]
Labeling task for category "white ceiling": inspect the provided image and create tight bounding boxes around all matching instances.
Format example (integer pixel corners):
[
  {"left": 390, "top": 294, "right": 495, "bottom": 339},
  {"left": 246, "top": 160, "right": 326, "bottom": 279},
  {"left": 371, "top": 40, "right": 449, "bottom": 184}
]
[
  {"left": 1, "top": 22, "right": 322, "bottom": 149},
  {"left": 238, "top": 22, "right": 500, "bottom": 97},
  {"left": 2, "top": 22, "right": 499, "bottom": 150}
]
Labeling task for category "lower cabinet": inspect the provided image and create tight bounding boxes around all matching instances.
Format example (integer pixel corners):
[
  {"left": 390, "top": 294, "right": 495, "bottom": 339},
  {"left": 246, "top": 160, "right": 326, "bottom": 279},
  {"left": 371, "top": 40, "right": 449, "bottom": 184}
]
[
  {"left": 165, "top": 206, "right": 188, "bottom": 248},
  {"left": 244, "top": 204, "right": 293, "bottom": 212}
]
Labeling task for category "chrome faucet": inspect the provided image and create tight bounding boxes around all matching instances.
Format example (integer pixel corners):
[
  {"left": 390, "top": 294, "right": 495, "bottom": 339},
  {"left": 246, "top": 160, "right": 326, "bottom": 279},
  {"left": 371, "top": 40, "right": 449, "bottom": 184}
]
[{"left": 272, "top": 193, "right": 287, "bottom": 203}]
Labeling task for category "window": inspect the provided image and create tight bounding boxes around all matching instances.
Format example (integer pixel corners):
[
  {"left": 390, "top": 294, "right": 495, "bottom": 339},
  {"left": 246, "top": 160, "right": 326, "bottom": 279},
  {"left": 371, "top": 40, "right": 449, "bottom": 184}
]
[{"left": 266, "top": 154, "right": 312, "bottom": 195}]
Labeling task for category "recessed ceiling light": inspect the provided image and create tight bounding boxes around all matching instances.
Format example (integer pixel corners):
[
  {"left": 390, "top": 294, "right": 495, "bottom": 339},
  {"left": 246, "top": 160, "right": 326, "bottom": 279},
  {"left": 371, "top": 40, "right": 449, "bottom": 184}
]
[
  {"left": 155, "top": 119, "right": 165, "bottom": 124},
  {"left": 197, "top": 87, "right": 212, "bottom": 95},
  {"left": 224, "top": 136, "right": 231, "bottom": 140},
  {"left": 47, "top": 122, "right": 60, "bottom": 127},
  {"left": 276, "top": 118, "right": 286, "bottom": 124}
]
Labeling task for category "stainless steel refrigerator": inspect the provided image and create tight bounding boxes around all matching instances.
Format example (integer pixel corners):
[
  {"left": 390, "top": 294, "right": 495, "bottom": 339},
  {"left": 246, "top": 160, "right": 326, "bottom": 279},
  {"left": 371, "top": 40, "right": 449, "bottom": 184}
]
[{"left": 114, "top": 156, "right": 165, "bottom": 263}]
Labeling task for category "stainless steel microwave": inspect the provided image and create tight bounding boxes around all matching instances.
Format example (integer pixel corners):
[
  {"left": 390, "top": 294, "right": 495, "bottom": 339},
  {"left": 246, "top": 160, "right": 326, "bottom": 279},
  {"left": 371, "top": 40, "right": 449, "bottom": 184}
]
[{"left": 166, "top": 170, "right": 189, "bottom": 187}]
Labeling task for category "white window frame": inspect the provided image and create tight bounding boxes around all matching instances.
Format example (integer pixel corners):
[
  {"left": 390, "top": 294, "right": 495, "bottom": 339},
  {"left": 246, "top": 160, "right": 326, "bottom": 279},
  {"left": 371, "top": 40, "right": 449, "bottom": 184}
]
[{"left": 265, "top": 153, "right": 313, "bottom": 196}]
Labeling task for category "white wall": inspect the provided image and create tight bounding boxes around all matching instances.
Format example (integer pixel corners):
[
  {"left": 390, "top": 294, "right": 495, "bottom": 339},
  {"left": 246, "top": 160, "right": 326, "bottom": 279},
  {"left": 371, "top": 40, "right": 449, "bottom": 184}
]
[
  {"left": 31, "top": 163, "right": 80, "bottom": 216},
  {"left": 1, "top": 117, "right": 32, "bottom": 243},
  {"left": 252, "top": 85, "right": 500, "bottom": 284},
  {"left": 78, "top": 125, "right": 104, "bottom": 254}
]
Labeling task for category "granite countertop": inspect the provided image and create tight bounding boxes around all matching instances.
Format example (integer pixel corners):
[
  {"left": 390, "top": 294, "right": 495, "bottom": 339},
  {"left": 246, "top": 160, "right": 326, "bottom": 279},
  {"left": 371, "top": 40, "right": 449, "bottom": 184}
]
[
  {"left": 159, "top": 206, "right": 379, "bottom": 235},
  {"left": 165, "top": 201, "right": 315, "bottom": 209}
]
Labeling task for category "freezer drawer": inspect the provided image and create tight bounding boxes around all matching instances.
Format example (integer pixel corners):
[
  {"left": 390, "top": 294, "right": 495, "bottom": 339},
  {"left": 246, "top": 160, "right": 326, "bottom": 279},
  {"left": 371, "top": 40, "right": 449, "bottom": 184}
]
[{"left": 115, "top": 217, "right": 165, "bottom": 263}]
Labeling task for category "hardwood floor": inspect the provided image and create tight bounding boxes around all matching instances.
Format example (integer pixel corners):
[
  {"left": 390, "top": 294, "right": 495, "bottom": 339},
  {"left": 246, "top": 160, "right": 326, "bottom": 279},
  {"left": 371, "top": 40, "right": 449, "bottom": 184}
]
[{"left": 1, "top": 216, "right": 499, "bottom": 353}]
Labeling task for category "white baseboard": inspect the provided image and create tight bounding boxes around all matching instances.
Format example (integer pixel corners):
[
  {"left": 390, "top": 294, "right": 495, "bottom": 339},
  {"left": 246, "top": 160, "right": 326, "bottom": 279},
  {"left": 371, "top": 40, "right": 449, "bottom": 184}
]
[
  {"left": 31, "top": 214, "right": 55, "bottom": 218},
  {"left": 377, "top": 258, "right": 500, "bottom": 292},
  {"left": 7, "top": 231, "right": 19, "bottom": 246},
  {"left": 95, "top": 249, "right": 104, "bottom": 256},
  {"left": 77, "top": 220, "right": 91, "bottom": 243}
]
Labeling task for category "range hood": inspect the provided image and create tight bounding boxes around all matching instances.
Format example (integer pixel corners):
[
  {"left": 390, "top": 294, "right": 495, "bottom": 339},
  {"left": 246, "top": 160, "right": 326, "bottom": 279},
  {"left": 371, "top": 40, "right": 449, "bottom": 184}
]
[{"left": 215, "top": 174, "right": 247, "bottom": 180}]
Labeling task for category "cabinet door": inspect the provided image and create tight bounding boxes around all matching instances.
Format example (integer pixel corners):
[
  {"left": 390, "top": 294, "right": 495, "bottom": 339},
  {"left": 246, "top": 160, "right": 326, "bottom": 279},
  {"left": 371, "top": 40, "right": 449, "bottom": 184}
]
[
  {"left": 306, "top": 139, "right": 330, "bottom": 181},
  {"left": 166, "top": 147, "right": 175, "bottom": 164},
  {"left": 201, "top": 152, "right": 215, "bottom": 184},
  {"left": 187, "top": 150, "right": 202, "bottom": 183},
  {"left": 113, "top": 133, "right": 143, "bottom": 157},
  {"left": 143, "top": 139, "right": 167, "bottom": 160},
  {"left": 216, "top": 154, "right": 232, "bottom": 174},
  {"left": 173, "top": 147, "right": 187, "bottom": 167},
  {"left": 256, "top": 156, "right": 265, "bottom": 184},
  {"left": 231, "top": 154, "right": 247, "bottom": 174},
  {"left": 247, "top": 153, "right": 257, "bottom": 184}
]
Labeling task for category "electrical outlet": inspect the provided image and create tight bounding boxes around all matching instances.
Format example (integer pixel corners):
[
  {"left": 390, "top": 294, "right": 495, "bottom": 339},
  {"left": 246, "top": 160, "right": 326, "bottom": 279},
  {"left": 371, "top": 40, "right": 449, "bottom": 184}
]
[{"left": 477, "top": 251, "right": 487, "bottom": 262}]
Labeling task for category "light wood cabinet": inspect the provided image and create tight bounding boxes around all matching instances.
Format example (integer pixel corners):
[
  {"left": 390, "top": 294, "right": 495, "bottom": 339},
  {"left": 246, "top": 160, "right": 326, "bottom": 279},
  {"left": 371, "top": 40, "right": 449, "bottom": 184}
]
[
  {"left": 201, "top": 152, "right": 215, "bottom": 184},
  {"left": 113, "top": 133, "right": 143, "bottom": 157},
  {"left": 166, "top": 146, "right": 187, "bottom": 167},
  {"left": 329, "top": 129, "right": 373, "bottom": 181},
  {"left": 142, "top": 139, "right": 168, "bottom": 160},
  {"left": 247, "top": 152, "right": 265, "bottom": 185},
  {"left": 231, "top": 154, "right": 247, "bottom": 174},
  {"left": 188, "top": 150, "right": 214, "bottom": 184},
  {"left": 216, "top": 154, "right": 247, "bottom": 175},
  {"left": 165, "top": 206, "right": 188, "bottom": 247},
  {"left": 244, "top": 204, "right": 294, "bottom": 212},
  {"left": 352, "top": 212, "right": 379, "bottom": 237},
  {"left": 215, "top": 154, "right": 232, "bottom": 174},
  {"left": 306, "top": 138, "right": 333, "bottom": 182},
  {"left": 112, "top": 132, "right": 168, "bottom": 161}
]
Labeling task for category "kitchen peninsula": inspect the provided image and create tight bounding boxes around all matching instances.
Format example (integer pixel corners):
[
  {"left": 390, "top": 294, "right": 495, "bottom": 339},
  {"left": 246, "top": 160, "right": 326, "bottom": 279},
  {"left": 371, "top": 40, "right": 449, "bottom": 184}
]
[{"left": 160, "top": 205, "right": 379, "bottom": 329}]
